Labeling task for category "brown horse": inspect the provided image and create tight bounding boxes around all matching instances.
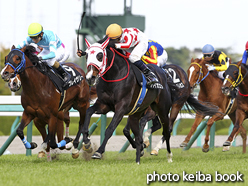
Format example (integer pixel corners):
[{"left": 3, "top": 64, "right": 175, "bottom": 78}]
[
  {"left": 1, "top": 45, "right": 96, "bottom": 160},
  {"left": 222, "top": 61, "right": 248, "bottom": 148},
  {"left": 8, "top": 74, "right": 73, "bottom": 158},
  {"left": 180, "top": 58, "right": 246, "bottom": 152}
]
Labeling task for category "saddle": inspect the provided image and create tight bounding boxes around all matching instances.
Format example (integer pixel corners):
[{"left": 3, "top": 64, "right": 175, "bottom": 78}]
[{"left": 35, "top": 62, "right": 84, "bottom": 109}]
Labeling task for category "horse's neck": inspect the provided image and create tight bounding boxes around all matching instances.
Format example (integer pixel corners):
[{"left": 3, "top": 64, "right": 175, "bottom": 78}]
[
  {"left": 200, "top": 70, "right": 221, "bottom": 93},
  {"left": 239, "top": 67, "right": 248, "bottom": 93}
]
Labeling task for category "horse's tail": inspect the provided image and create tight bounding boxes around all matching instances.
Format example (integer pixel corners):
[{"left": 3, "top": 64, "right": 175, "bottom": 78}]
[{"left": 186, "top": 94, "right": 222, "bottom": 117}]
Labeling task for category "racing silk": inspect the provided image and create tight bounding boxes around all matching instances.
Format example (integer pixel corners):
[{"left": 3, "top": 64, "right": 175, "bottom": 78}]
[
  {"left": 241, "top": 50, "right": 248, "bottom": 64},
  {"left": 17, "top": 30, "right": 62, "bottom": 60},
  {"left": 204, "top": 50, "right": 228, "bottom": 71},
  {"left": 141, "top": 40, "right": 164, "bottom": 65},
  {"left": 115, "top": 28, "right": 143, "bottom": 49}
]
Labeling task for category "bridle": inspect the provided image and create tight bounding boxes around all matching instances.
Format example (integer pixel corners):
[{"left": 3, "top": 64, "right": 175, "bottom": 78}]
[
  {"left": 190, "top": 62, "right": 209, "bottom": 87},
  {"left": 224, "top": 64, "right": 245, "bottom": 89}
]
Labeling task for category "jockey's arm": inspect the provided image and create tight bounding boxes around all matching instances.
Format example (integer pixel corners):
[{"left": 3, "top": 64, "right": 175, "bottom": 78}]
[
  {"left": 141, "top": 46, "right": 158, "bottom": 65},
  {"left": 16, "top": 37, "right": 32, "bottom": 49},
  {"left": 215, "top": 54, "right": 228, "bottom": 71},
  {"left": 115, "top": 34, "right": 133, "bottom": 49},
  {"left": 39, "top": 42, "right": 56, "bottom": 60},
  {"left": 242, "top": 50, "right": 248, "bottom": 64}
]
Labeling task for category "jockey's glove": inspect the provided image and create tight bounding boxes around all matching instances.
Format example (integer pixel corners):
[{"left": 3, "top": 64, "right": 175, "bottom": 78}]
[{"left": 206, "top": 64, "right": 216, "bottom": 71}]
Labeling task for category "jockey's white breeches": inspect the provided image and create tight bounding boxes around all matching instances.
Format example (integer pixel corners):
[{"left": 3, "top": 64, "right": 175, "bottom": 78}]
[{"left": 38, "top": 44, "right": 70, "bottom": 66}]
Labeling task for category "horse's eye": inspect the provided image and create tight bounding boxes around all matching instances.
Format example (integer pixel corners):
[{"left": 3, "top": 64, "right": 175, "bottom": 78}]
[
  {"left": 85, "top": 53, "right": 88, "bottom": 60},
  {"left": 16, "top": 56, "right": 21, "bottom": 61},
  {"left": 96, "top": 52, "right": 103, "bottom": 62}
]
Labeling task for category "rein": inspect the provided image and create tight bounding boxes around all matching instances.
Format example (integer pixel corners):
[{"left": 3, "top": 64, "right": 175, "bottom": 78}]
[
  {"left": 100, "top": 47, "right": 130, "bottom": 82},
  {"left": 191, "top": 62, "right": 209, "bottom": 85}
]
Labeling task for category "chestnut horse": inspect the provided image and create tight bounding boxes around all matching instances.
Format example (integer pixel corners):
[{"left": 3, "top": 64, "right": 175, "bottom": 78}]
[
  {"left": 8, "top": 74, "right": 73, "bottom": 158},
  {"left": 1, "top": 45, "right": 95, "bottom": 160},
  {"left": 222, "top": 61, "right": 248, "bottom": 149},
  {"left": 80, "top": 38, "right": 219, "bottom": 164},
  {"left": 180, "top": 58, "right": 246, "bottom": 152}
]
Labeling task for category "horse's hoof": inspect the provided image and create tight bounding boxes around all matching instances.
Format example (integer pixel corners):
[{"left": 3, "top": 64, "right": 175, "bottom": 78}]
[
  {"left": 223, "top": 141, "right": 231, "bottom": 146},
  {"left": 143, "top": 140, "right": 150, "bottom": 148},
  {"left": 91, "top": 152, "right": 102, "bottom": 159},
  {"left": 37, "top": 151, "right": 46, "bottom": 158},
  {"left": 167, "top": 152, "right": 173, "bottom": 163},
  {"left": 30, "top": 142, "right": 38, "bottom": 149},
  {"left": 150, "top": 150, "right": 158, "bottom": 156},
  {"left": 65, "top": 142, "right": 73, "bottom": 150},
  {"left": 64, "top": 137, "right": 73, "bottom": 143},
  {"left": 72, "top": 148, "right": 79, "bottom": 159},
  {"left": 202, "top": 147, "right": 209, "bottom": 153},
  {"left": 140, "top": 150, "right": 144, "bottom": 157},
  {"left": 83, "top": 142, "right": 93, "bottom": 153},
  {"left": 180, "top": 142, "right": 188, "bottom": 147},
  {"left": 222, "top": 146, "right": 230, "bottom": 152}
]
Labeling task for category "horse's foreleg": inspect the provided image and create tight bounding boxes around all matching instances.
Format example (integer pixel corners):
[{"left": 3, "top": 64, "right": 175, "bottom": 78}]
[
  {"left": 224, "top": 112, "right": 246, "bottom": 150},
  {"left": 92, "top": 111, "right": 125, "bottom": 159},
  {"left": 202, "top": 118, "right": 215, "bottom": 152},
  {"left": 16, "top": 111, "right": 37, "bottom": 149},
  {"left": 239, "top": 126, "right": 247, "bottom": 153},
  {"left": 180, "top": 115, "right": 204, "bottom": 147},
  {"left": 161, "top": 115, "right": 172, "bottom": 163}
]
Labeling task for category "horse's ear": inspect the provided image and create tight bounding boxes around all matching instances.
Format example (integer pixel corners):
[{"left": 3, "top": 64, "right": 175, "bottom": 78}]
[
  {"left": 85, "top": 38, "right": 91, "bottom": 48},
  {"left": 101, "top": 37, "right": 110, "bottom": 49},
  {"left": 191, "top": 58, "right": 194, "bottom": 63},
  {"left": 237, "top": 60, "right": 242, "bottom": 66},
  {"left": 11, "top": 45, "right": 16, "bottom": 50},
  {"left": 229, "top": 58, "right": 232, "bottom": 64},
  {"left": 21, "top": 46, "right": 26, "bottom": 52}
]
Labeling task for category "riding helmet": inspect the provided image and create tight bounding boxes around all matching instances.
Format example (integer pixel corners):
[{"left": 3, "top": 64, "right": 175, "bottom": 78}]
[
  {"left": 245, "top": 41, "right": 248, "bottom": 50},
  {"left": 28, "top": 23, "right": 43, "bottom": 37},
  {"left": 202, "top": 44, "right": 214, "bottom": 54},
  {"left": 106, "top": 23, "right": 123, "bottom": 39}
]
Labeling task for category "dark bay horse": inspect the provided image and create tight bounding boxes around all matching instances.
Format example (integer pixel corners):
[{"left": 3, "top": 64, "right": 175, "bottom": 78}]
[
  {"left": 1, "top": 45, "right": 96, "bottom": 160},
  {"left": 80, "top": 38, "right": 219, "bottom": 164},
  {"left": 222, "top": 61, "right": 248, "bottom": 149},
  {"left": 123, "top": 64, "right": 221, "bottom": 157},
  {"left": 8, "top": 74, "right": 73, "bottom": 158},
  {"left": 181, "top": 58, "right": 246, "bottom": 152}
]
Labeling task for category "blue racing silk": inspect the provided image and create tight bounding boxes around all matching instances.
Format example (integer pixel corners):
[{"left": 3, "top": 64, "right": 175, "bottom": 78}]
[
  {"left": 17, "top": 30, "right": 62, "bottom": 60},
  {"left": 242, "top": 50, "right": 248, "bottom": 64}
]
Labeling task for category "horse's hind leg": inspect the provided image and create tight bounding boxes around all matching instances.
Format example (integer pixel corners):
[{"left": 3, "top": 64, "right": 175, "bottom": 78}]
[
  {"left": 180, "top": 114, "right": 204, "bottom": 147},
  {"left": 33, "top": 118, "right": 47, "bottom": 158},
  {"left": 129, "top": 115, "right": 143, "bottom": 164},
  {"left": 123, "top": 118, "right": 136, "bottom": 149}
]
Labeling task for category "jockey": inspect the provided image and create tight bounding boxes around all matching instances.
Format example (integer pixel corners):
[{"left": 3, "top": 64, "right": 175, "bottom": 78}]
[
  {"left": 105, "top": 23, "right": 163, "bottom": 88},
  {"left": 202, "top": 44, "right": 229, "bottom": 79},
  {"left": 241, "top": 41, "right": 248, "bottom": 64},
  {"left": 141, "top": 40, "right": 168, "bottom": 67},
  {"left": 17, "top": 23, "right": 71, "bottom": 87}
]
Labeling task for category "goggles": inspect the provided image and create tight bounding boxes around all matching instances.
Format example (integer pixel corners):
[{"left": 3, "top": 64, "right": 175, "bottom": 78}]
[{"left": 203, "top": 53, "right": 213, "bottom": 58}]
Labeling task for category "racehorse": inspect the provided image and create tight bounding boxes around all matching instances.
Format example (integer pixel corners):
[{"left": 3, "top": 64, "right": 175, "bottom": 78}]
[
  {"left": 79, "top": 37, "right": 219, "bottom": 164},
  {"left": 123, "top": 64, "right": 222, "bottom": 156},
  {"left": 222, "top": 61, "right": 248, "bottom": 149},
  {"left": 8, "top": 74, "right": 73, "bottom": 158},
  {"left": 181, "top": 58, "right": 246, "bottom": 152},
  {"left": 1, "top": 45, "right": 96, "bottom": 160}
]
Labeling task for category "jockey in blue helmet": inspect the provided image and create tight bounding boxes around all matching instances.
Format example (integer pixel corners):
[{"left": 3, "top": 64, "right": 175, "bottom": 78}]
[{"left": 202, "top": 44, "right": 229, "bottom": 79}]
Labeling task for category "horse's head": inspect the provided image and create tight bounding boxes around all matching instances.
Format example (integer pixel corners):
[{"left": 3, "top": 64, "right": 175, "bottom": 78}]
[
  {"left": 187, "top": 58, "right": 204, "bottom": 92},
  {"left": 1, "top": 45, "right": 26, "bottom": 82},
  {"left": 8, "top": 74, "right": 22, "bottom": 92},
  {"left": 84, "top": 37, "right": 109, "bottom": 86},
  {"left": 222, "top": 61, "right": 243, "bottom": 96}
]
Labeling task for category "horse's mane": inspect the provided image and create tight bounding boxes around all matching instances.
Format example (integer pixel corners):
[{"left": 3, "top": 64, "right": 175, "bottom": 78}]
[{"left": 24, "top": 45, "right": 39, "bottom": 64}]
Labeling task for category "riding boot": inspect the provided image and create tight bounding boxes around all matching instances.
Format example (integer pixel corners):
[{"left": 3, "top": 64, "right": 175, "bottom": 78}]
[
  {"left": 56, "top": 64, "right": 71, "bottom": 87},
  {"left": 134, "top": 60, "right": 163, "bottom": 89}
]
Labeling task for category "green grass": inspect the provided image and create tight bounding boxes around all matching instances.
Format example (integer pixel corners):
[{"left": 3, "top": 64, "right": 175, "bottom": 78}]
[{"left": 0, "top": 147, "right": 247, "bottom": 186}]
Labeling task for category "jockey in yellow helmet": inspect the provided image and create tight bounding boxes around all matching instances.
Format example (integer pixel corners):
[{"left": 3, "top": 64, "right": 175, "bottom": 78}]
[{"left": 17, "top": 23, "right": 71, "bottom": 87}]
